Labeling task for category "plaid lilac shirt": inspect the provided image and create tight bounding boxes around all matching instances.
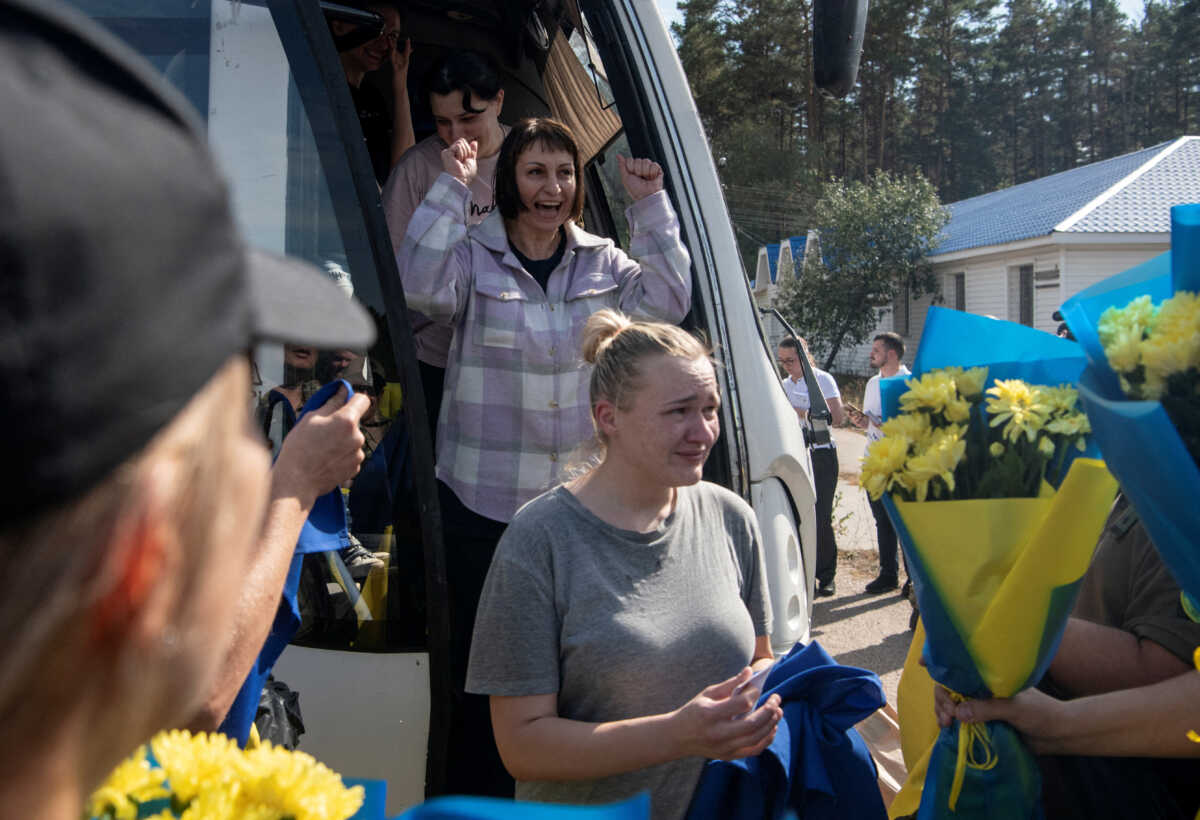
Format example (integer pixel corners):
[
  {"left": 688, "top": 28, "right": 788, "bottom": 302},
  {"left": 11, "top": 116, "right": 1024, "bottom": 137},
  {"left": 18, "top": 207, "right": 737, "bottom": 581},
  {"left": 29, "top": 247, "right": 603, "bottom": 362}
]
[{"left": 397, "top": 173, "right": 692, "bottom": 522}]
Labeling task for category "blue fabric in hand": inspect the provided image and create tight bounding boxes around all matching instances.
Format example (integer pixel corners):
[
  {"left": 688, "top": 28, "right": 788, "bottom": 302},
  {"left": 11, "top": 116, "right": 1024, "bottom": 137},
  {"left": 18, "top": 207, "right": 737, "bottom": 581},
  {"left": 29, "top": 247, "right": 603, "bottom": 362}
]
[{"left": 685, "top": 641, "right": 887, "bottom": 820}]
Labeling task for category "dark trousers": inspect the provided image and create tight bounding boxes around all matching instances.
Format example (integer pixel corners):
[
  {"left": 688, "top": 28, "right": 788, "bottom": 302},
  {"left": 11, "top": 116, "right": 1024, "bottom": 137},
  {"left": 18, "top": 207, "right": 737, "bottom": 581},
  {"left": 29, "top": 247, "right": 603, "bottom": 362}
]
[
  {"left": 437, "top": 480, "right": 514, "bottom": 798},
  {"left": 868, "top": 494, "right": 900, "bottom": 581},
  {"left": 812, "top": 446, "right": 839, "bottom": 585}
]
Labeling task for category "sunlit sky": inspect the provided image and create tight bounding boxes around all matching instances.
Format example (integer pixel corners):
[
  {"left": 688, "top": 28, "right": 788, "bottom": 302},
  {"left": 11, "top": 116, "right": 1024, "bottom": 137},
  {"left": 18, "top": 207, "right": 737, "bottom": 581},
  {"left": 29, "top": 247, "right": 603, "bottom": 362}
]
[{"left": 653, "top": 0, "right": 1147, "bottom": 34}]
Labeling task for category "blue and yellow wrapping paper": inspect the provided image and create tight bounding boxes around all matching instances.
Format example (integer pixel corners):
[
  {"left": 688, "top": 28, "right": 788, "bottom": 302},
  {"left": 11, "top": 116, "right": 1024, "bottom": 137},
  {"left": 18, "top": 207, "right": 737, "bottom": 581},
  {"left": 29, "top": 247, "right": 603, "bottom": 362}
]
[
  {"left": 1060, "top": 203, "right": 1200, "bottom": 604},
  {"left": 879, "top": 309, "right": 1117, "bottom": 818}
]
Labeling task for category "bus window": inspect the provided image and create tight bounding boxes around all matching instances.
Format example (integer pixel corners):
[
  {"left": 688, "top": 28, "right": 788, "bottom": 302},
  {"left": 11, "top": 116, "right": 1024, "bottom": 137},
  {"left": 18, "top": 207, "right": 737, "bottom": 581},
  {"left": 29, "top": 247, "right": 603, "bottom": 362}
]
[{"left": 76, "top": 0, "right": 428, "bottom": 654}]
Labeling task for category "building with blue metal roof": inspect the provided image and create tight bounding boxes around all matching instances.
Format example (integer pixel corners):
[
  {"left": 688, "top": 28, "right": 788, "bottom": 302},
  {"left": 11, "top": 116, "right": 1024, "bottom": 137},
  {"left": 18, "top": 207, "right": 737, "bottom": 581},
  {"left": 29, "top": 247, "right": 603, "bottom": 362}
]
[
  {"left": 757, "top": 136, "right": 1200, "bottom": 377},
  {"left": 929, "top": 135, "right": 1200, "bottom": 337}
]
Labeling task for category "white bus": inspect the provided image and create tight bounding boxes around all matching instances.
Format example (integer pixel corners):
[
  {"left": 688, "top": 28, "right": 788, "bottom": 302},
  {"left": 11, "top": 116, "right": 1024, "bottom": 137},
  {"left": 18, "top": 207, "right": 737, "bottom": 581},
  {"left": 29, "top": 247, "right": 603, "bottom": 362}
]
[{"left": 70, "top": 0, "right": 862, "bottom": 811}]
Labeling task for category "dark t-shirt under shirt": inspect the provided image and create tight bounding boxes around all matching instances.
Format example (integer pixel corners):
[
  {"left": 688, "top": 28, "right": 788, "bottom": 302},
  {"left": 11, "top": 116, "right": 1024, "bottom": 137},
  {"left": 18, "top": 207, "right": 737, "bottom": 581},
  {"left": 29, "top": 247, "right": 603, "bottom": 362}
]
[{"left": 510, "top": 231, "right": 566, "bottom": 293}]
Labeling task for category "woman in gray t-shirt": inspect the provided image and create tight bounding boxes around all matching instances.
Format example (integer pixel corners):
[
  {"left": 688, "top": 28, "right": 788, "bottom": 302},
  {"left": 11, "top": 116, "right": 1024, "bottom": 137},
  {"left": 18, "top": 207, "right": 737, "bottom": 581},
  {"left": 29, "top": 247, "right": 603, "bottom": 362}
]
[{"left": 467, "top": 310, "right": 781, "bottom": 819}]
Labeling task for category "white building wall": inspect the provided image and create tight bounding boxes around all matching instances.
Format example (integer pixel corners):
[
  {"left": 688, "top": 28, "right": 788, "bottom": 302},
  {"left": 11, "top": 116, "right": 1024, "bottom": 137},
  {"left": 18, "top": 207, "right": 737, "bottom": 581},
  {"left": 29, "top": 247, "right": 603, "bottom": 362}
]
[
  {"left": 962, "top": 259, "right": 1008, "bottom": 318},
  {"left": 1034, "top": 283, "right": 1062, "bottom": 333},
  {"left": 1063, "top": 246, "right": 1167, "bottom": 296}
]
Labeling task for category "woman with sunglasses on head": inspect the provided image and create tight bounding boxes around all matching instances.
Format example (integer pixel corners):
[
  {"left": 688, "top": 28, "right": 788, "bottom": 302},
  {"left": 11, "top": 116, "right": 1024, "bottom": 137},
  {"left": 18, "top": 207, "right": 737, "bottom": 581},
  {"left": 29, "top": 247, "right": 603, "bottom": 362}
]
[{"left": 466, "top": 310, "right": 780, "bottom": 819}]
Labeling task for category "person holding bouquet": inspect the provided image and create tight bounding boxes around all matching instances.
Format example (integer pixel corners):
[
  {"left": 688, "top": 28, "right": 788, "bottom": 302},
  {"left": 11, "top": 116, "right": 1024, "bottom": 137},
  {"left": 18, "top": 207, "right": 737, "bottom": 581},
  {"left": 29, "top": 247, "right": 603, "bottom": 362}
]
[{"left": 935, "top": 495, "right": 1200, "bottom": 820}]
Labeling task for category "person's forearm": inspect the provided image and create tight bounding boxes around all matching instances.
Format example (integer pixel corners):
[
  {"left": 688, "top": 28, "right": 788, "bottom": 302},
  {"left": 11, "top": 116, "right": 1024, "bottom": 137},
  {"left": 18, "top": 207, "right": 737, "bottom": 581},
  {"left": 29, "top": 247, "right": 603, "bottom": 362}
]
[
  {"left": 827, "top": 398, "right": 845, "bottom": 427},
  {"left": 1049, "top": 617, "right": 1189, "bottom": 695},
  {"left": 396, "top": 174, "right": 470, "bottom": 323},
  {"left": 390, "top": 88, "right": 414, "bottom": 166},
  {"left": 187, "top": 479, "right": 314, "bottom": 730},
  {"left": 497, "top": 710, "right": 685, "bottom": 782},
  {"left": 1035, "top": 672, "right": 1200, "bottom": 757},
  {"left": 618, "top": 191, "right": 692, "bottom": 323}
]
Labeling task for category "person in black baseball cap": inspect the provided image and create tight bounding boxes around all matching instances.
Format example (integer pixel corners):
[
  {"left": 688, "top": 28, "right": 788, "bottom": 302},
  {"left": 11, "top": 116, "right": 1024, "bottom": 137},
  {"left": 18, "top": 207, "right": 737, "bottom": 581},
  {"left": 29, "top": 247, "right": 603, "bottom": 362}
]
[{"left": 0, "top": 1, "right": 376, "bottom": 814}]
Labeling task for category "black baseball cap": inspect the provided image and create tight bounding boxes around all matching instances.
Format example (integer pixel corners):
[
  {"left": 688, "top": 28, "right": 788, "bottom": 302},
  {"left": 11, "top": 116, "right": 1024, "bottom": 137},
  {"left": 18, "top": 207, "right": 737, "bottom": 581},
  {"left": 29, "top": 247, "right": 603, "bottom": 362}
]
[{"left": 0, "top": 0, "right": 376, "bottom": 526}]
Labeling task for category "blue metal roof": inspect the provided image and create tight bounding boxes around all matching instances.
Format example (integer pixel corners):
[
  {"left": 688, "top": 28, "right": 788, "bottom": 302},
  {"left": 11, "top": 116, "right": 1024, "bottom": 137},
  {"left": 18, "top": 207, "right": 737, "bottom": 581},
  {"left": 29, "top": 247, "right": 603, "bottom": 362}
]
[
  {"left": 765, "top": 242, "right": 781, "bottom": 283},
  {"left": 1072, "top": 138, "right": 1200, "bottom": 232},
  {"left": 787, "top": 235, "right": 807, "bottom": 271},
  {"left": 931, "top": 139, "right": 1180, "bottom": 256}
]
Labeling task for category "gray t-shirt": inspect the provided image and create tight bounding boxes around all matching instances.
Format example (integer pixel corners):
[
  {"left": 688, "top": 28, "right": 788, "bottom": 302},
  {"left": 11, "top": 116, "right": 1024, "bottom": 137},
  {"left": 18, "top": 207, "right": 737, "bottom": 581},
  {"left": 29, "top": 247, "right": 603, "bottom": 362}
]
[{"left": 466, "top": 481, "right": 772, "bottom": 820}]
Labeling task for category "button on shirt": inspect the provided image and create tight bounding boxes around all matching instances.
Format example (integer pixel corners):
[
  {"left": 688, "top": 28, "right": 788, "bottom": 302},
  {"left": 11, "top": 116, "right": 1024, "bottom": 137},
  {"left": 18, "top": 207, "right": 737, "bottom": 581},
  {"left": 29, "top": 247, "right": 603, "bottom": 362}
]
[
  {"left": 862, "top": 365, "right": 911, "bottom": 442},
  {"left": 397, "top": 173, "right": 692, "bottom": 522},
  {"left": 781, "top": 368, "right": 840, "bottom": 449}
]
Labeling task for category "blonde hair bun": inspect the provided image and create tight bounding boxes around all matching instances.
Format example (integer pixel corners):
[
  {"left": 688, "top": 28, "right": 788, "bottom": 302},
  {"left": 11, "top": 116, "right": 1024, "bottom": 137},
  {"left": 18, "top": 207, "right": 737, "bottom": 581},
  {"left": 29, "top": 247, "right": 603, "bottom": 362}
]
[{"left": 580, "top": 309, "right": 633, "bottom": 365}]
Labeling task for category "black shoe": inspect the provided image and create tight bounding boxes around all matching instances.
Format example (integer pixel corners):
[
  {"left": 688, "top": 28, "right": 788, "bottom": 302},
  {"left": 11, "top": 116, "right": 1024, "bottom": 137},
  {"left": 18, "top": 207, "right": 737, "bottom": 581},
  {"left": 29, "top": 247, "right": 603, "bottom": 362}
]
[
  {"left": 901, "top": 578, "right": 912, "bottom": 599},
  {"left": 816, "top": 580, "right": 836, "bottom": 598},
  {"left": 864, "top": 575, "right": 899, "bottom": 594}
]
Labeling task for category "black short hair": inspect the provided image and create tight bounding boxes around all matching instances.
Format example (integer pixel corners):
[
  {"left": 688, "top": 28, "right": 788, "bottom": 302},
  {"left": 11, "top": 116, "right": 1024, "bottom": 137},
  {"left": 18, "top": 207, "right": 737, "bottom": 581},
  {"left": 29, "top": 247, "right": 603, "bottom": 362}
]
[
  {"left": 424, "top": 50, "right": 502, "bottom": 115},
  {"left": 494, "top": 118, "right": 585, "bottom": 223},
  {"left": 873, "top": 331, "right": 904, "bottom": 358}
]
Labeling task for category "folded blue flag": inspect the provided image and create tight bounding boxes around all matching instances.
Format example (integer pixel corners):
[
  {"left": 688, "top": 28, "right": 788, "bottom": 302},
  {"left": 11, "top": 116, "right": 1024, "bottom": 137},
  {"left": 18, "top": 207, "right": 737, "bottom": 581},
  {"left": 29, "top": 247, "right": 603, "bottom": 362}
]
[{"left": 685, "top": 641, "right": 885, "bottom": 820}]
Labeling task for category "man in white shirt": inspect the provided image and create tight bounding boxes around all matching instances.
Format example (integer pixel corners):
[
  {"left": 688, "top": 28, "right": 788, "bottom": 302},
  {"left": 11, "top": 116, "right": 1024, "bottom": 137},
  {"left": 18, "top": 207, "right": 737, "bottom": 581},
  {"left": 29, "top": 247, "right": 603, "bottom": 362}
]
[
  {"left": 857, "top": 332, "right": 910, "bottom": 594},
  {"left": 778, "top": 337, "right": 844, "bottom": 597}
]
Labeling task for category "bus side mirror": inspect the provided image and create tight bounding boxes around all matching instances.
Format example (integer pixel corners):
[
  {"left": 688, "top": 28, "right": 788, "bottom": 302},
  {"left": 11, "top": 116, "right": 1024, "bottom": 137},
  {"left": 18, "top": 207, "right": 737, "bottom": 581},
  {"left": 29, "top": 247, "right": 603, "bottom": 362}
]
[{"left": 813, "top": 0, "right": 868, "bottom": 99}]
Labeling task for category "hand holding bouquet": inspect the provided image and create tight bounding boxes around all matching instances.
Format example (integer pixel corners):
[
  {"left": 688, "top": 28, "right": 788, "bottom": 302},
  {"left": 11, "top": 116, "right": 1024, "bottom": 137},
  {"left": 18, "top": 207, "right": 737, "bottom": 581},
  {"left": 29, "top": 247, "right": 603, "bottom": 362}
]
[{"left": 874, "top": 308, "right": 1117, "bottom": 820}]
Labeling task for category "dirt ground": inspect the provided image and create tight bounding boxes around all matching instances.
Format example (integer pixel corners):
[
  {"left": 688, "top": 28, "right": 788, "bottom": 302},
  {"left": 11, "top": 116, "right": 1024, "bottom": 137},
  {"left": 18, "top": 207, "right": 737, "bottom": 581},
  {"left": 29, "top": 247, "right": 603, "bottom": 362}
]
[
  {"left": 805, "top": 427, "right": 919, "bottom": 710},
  {"left": 809, "top": 548, "right": 916, "bottom": 710}
]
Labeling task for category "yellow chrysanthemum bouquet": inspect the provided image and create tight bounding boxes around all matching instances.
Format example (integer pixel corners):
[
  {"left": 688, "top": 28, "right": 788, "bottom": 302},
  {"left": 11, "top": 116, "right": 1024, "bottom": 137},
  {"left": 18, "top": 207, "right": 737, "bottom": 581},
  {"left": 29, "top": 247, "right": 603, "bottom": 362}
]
[
  {"left": 1098, "top": 291, "right": 1200, "bottom": 460},
  {"left": 877, "top": 308, "right": 1117, "bottom": 820},
  {"left": 1059, "top": 204, "right": 1200, "bottom": 612},
  {"left": 87, "top": 730, "right": 364, "bottom": 820},
  {"left": 861, "top": 369, "right": 1092, "bottom": 506}
]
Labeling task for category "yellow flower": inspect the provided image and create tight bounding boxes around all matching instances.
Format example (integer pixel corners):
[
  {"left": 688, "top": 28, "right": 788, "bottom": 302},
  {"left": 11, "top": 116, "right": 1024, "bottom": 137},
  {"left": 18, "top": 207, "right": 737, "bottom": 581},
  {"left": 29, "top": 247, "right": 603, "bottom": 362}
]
[
  {"left": 86, "top": 753, "right": 168, "bottom": 820},
  {"left": 1141, "top": 332, "right": 1200, "bottom": 396},
  {"left": 240, "top": 742, "right": 365, "bottom": 820},
  {"left": 1037, "top": 435, "right": 1056, "bottom": 457},
  {"left": 880, "top": 412, "right": 932, "bottom": 445},
  {"left": 989, "top": 442, "right": 1005, "bottom": 457},
  {"left": 899, "top": 371, "right": 959, "bottom": 416},
  {"left": 860, "top": 434, "right": 912, "bottom": 500},
  {"left": 899, "top": 427, "right": 966, "bottom": 502},
  {"left": 1038, "top": 384, "right": 1080, "bottom": 416},
  {"left": 951, "top": 366, "right": 989, "bottom": 400},
  {"left": 93, "top": 731, "right": 364, "bottom": 820},
  {"left": 1104, "top": 326, "right": 1144, "bottom": 374},
  {"left": 151, "top": 729, "right": 245, "bottom": 805},
  {"left": 1098, "top": 294, "right": 1155, "bottom": 347},
  {"left": 986, "top": 379, "right": 1048, "bottom": 442},
  {"left": 943, "top": 397, "right": 972, "bottom": 423},
  {"left": 1045, "top": 411, "right": 1091, "bottom": 438},
  {"left": 1150, "top": 291, "right": 1200, "bottom": 340}
]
